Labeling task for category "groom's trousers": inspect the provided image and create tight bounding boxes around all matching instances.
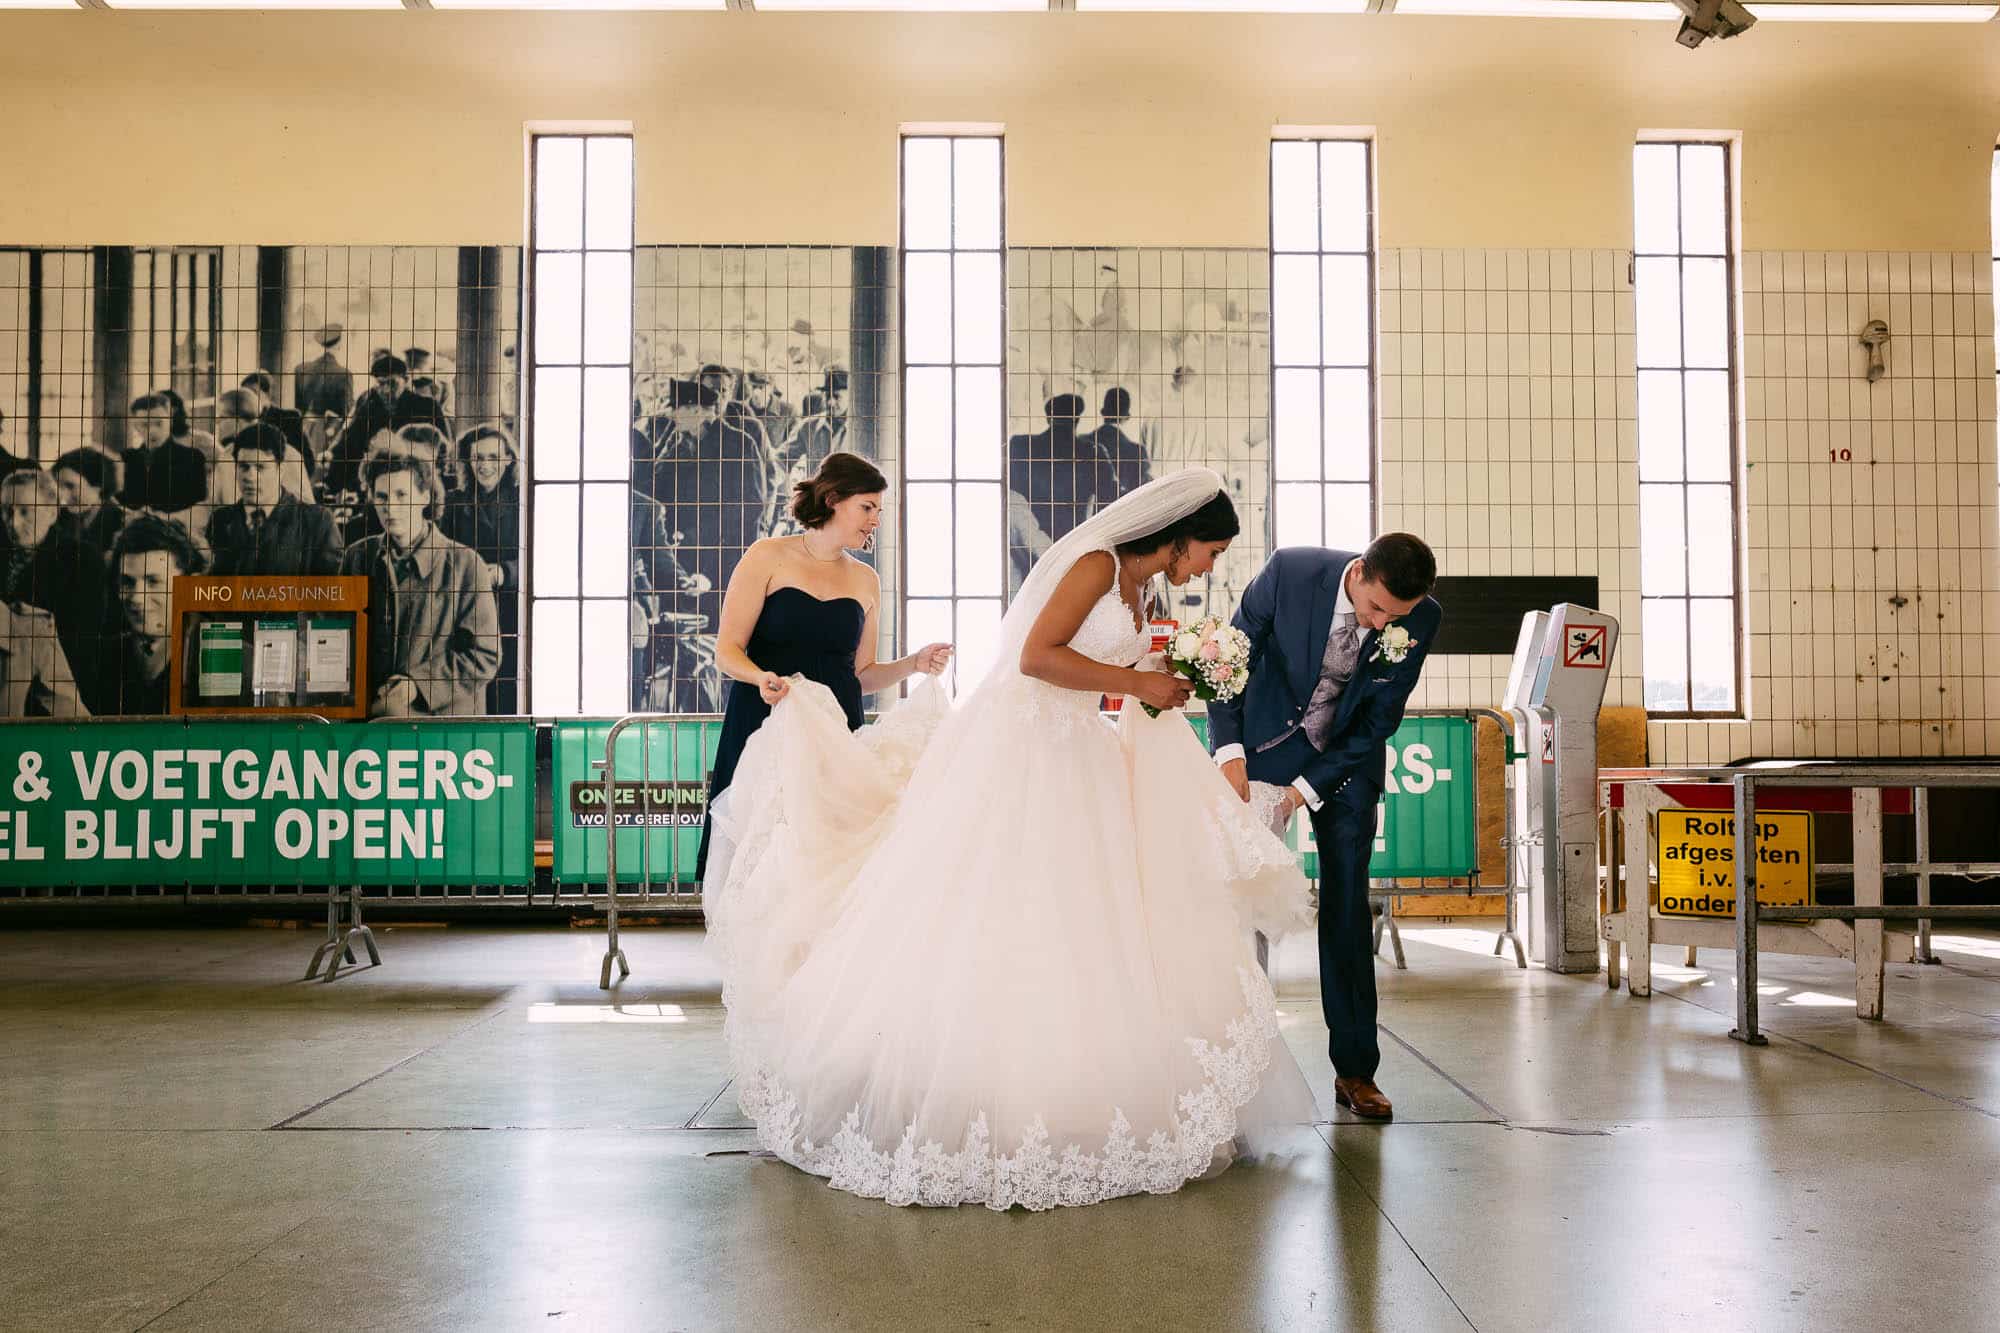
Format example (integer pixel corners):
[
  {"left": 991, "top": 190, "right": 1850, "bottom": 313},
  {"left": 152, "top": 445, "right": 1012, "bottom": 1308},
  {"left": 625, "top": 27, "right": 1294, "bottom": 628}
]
[{"left": 1309, "top": 779, "right": 1381, "bottom": 1082}]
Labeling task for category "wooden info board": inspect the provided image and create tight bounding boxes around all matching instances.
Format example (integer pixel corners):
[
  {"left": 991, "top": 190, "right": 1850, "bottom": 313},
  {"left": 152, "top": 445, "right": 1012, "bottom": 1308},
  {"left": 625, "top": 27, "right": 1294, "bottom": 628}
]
[{"left": 169, "top": 576, "right": 370, "bottom": 719}]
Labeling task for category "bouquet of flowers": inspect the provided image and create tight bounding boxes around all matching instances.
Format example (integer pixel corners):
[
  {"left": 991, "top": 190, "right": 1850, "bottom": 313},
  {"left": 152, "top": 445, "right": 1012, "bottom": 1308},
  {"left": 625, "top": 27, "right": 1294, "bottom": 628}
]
[{"left": 1144, "top": 616, "right": 1252, "bottom": 717}]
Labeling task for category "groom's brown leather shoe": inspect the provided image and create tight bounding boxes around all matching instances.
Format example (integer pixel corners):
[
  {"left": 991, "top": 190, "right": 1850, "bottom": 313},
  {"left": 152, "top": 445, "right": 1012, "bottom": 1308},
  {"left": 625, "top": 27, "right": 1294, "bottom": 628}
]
[{"left": 1335, "top": 1078, "right": 1394, "bottom": 1120}]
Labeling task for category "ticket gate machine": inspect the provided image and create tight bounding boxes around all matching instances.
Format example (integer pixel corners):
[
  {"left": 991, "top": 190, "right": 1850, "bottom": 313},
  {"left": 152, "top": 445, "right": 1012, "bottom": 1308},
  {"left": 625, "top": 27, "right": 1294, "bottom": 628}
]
[
  {"left": 1503, "top": 612, "right": 1552, "bottom": 960},
  {"left": 1505, "top": 604, "right": 1620, "bottom": 974}
]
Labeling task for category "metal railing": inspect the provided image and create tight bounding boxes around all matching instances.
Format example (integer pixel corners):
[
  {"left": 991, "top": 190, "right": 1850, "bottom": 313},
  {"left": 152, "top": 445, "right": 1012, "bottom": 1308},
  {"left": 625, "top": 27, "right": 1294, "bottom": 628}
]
[
  {"left": 1369, "top": 705, "right": 1528, "bottom": 970},
  {"left": 1726, "top": 766, "right": 2000, "bottom": 1044},
  {"left": 1603, "top": 764, "right": 2000, "bottom": 1024},
  {"left": 586, "top": 703, "right": 1530, "bottom": 984},
  {"left": 594, "top": 711, "right": 708, "bottom": 988},
  {"left": 0, "top": 711, "right": 547, "bottom": 909}
]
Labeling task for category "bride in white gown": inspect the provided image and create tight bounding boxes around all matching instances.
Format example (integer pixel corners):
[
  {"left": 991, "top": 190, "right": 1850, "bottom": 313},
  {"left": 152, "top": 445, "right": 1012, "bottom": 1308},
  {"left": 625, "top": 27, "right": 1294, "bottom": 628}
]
[{"left": 704, "top": 467, "right": 1317, "bottom": 1211}]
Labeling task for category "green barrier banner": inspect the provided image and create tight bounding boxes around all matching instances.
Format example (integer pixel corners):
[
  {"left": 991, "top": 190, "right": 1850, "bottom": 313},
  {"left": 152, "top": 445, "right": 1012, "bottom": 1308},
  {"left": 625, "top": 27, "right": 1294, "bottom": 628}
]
[
  {"left": 1186, "top": 713, "right": 1478, "bottom": 880},
  {"left": 554, "top": 711, "right": 1476, "bottom": 889},
  {"left": 552, "top": 719, "right": 720, "bottom": 886},
  {"left": 0, "top": 721, "right": 536, "bottom": 886}
]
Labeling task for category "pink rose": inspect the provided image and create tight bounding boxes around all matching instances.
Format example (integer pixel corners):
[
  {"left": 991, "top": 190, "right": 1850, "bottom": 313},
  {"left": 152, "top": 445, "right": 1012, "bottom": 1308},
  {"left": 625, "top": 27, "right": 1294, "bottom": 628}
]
[{"left": 1199, "top": 640, "right": 1220, "bottom": 661}]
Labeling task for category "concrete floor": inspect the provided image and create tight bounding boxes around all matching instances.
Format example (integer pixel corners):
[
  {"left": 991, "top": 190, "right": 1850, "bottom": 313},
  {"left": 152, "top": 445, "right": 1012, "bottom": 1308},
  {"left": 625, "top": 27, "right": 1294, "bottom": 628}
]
[{"left": 2, "top": 921, "right": 1997, "bottom": 1333}]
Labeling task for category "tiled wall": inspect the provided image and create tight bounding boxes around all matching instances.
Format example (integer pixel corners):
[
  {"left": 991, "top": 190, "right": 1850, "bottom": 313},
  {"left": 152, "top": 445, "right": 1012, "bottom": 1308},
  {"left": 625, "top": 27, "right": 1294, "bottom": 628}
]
[
  {"left": 1732, "top": 250, "right": 1997, "bottom": 762},
  {"left": 1006, "top": 247, "right": 1271, "bottom": 626},
  {"left": 1375, "top": 247, "right": 1645, "bottom": 718},
  {"left": 630, "top": 245, "right": 896, "bottom": 714},
  {"left": 0, "top": 244, "right": 522, "bottom": 718},
  {"left": 11, "top": 238, "right": 1996, "bottom": 757},
  {"left": 1379, "top": 244, "right": 2000, "bottom": 764}
]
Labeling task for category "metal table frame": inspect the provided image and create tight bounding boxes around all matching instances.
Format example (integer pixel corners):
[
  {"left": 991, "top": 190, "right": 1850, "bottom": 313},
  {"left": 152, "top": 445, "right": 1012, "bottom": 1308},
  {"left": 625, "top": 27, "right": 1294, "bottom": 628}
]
[
  {"left": 1600, "top": 764, "right": 2000, "bottom": 1042},
  {"left": 1727, "top": 767, "right": 2000, "bottom": 1044}
]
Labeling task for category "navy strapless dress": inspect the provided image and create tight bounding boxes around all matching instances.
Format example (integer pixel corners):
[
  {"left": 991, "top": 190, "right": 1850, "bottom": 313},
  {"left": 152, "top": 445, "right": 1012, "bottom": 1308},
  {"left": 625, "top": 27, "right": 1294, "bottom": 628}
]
[{"left": 696, "top": 586, "right": 867, "bottom": 882}]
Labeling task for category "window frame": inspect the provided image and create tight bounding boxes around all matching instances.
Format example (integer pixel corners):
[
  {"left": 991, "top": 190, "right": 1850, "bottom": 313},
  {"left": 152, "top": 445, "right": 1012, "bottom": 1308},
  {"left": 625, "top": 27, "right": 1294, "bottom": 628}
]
[
  {"left": 897, "top": 129, "right": 1007, "bottom": 691},
  {"left": 1267, "top": 133, "right": 1380, "bottom": 552},
  {"left": 1632, "top": 136, "right": 1745, "bottom": 720},
  {"left": 524, "top": 128, "right": 635, "bottom": 718}
]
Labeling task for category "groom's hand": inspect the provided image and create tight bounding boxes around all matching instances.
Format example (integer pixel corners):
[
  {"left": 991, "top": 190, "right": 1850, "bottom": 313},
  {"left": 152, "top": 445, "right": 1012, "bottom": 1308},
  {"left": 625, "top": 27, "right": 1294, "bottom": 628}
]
[{"left": 1220, "top": 757, "right": 1250, "bottom": 804}]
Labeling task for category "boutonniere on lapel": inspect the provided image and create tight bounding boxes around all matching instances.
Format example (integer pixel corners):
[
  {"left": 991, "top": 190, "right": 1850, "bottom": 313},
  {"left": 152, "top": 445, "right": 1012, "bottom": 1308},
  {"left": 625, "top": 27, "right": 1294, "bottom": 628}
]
[{"left": 1372, "top": 624, "right": 1415, "bottom": 665}]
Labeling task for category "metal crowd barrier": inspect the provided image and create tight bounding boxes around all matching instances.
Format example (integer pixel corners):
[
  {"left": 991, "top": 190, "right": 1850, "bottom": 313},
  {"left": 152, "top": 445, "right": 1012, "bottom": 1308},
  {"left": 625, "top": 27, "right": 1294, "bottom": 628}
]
[
  {"left": 593, "top": 711, "right": 709, "bottom": 988},
  {"left": 2, "top": 703, "right": 1531, "bottom": 991},
  {"left": 588, "top": 703, "right": 1529, "bottom": 986},
  {"left": 0, "top": 711, "right": 540, "bottom": 982},
  {"left": 1368, "top": 706, "right": 1528, "bottom": 970},
  {"left": 1602, "top": 764, "right": 2000, "bottom": 1044}
]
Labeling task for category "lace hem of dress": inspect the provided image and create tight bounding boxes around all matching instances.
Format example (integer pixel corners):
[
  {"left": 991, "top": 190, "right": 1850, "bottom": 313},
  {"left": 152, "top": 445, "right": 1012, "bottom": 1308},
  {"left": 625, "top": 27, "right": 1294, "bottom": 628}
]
[{"left": 731, "top": 966, "right": 1283, "bottom": 1212}]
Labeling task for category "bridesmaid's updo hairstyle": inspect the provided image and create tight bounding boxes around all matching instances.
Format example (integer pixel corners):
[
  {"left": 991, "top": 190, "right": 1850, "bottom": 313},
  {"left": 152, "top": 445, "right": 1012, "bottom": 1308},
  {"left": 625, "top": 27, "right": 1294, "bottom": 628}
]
[
  {"left": 791, "top": 451, "right": 888, "bottom": 529},
  {"left": 1115, "top": 489, "right": 1240, "bottom": 558}
]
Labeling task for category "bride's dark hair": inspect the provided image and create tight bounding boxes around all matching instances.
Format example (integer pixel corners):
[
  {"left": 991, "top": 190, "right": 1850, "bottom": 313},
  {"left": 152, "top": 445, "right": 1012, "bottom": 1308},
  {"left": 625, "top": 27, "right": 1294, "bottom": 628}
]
[{"left": 1114, "top": 490, "right": 1240, "bottom": 557}]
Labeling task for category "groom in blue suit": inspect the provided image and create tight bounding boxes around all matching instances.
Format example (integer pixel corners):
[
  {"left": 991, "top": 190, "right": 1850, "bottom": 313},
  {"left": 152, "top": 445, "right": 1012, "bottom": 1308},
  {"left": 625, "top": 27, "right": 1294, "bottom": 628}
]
[{"left": 1208, "top": 533, "right": 1440, "bottom": 1120}]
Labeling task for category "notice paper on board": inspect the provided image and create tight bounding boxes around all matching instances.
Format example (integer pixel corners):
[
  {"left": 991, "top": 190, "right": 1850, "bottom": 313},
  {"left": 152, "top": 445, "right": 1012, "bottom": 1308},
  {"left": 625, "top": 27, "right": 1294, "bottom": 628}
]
[
  {"left": 307, "top": 622, "right": 350, "bottom": 693},
  {"left": 254, "top": 620, "right": 297, "bottom": 692}
]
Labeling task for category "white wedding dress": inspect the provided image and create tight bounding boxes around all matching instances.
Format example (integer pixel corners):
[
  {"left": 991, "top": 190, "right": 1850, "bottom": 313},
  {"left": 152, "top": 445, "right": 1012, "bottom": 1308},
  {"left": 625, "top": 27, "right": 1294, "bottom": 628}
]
[{"left": 704, "top": 469, "right": 1316, "bottom": 1211}]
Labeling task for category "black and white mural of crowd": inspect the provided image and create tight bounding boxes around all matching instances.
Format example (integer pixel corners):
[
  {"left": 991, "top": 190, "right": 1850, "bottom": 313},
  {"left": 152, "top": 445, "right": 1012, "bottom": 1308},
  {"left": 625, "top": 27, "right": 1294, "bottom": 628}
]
[
  {"left": 0, "top": 243, "right": 1269, "bottom": 719},
  {"left": 630, "top": 246, "right": 893, "bottom": 714},
  {"left": 1006, "top": 248, "right": 1271, "bottom": 625},
  {"left": 0, "top": 245, "right": 521, "bottom": 718}
]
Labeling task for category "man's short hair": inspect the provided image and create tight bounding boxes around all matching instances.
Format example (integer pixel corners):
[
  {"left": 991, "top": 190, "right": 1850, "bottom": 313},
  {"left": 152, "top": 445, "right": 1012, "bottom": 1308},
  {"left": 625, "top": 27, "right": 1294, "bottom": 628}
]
[
  {"left": 1361, "top": 532, "right": 1438, "bottom": 602},
  {"left": 112, "top": 511, "right": 209, "bottom": 576},
  {"left": 370, "top": 354, "right": 410, "bottom": 379},
  {"left": 393, "top": 423, "right": 451, "bottom": 464},
  {"left": 240, "top": 370, "right": 276, "bottom": 398},
  {"left": 230, "top": 423, "right": 291, "bottom": 464}
]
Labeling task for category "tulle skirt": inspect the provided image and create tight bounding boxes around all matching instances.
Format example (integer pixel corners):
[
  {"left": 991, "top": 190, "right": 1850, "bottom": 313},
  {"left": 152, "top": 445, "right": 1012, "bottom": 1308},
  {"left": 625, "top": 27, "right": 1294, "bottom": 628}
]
[{"left": 704, "top": 676, "right": 1316, "bottom": 1211}]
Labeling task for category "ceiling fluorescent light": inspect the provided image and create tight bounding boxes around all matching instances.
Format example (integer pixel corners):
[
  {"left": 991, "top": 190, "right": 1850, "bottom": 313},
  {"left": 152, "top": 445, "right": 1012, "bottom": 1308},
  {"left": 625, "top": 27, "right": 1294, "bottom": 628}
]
[
  {"left": 1746, "top": 2, "right": 1997, "bottom": 18},
  {"left": 758, "top": 0, "right": 1044, "bottom": 9},
  {"left": 105, "top": 0, "right": 403, "bottom": 8},
  {"left": 432, "top": 0, "right": 724, "bottom": 7},
  {"left": 1394, "top": 0, "right": 1678, "bottom": 15},
  {"left": 1077, "top": 0, "right": 1371, "bottom": 11}
]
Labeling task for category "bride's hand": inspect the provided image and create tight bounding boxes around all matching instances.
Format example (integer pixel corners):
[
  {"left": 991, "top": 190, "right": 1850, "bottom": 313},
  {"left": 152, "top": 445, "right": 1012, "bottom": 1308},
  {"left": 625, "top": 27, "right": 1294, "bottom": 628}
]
[
  {"left": 913, "top": 643, "right": 954, "bottom": 675},
  {"left": 758, "top": 673, "right": 791, "bottom": 706},
  {"left": 1130, "top": 669, "right": 1194, "bottom": 713}
]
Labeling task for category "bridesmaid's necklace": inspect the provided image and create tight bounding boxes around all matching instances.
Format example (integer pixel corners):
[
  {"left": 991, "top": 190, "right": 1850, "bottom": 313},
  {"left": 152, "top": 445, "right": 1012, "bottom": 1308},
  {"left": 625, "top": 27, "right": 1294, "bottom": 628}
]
[{"left": 800, "top": 533, "right": 844, "bottom": 563}]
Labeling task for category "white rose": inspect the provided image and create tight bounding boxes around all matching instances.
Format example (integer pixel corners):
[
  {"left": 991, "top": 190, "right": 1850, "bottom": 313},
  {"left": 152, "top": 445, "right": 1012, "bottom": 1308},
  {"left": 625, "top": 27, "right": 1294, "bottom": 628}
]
[
  {"left": 1173, "top": 631, "right": 1201, "bottom": 659},
  {"left": 1383, "top": 626, "right": 1412, "bottom": 650}
]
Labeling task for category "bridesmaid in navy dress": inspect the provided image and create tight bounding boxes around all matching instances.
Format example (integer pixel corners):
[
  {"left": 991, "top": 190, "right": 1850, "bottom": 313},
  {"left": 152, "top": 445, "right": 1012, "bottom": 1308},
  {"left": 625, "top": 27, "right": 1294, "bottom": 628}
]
[{"left": 697, "top": 452, "right": 953, "bottom": 881}]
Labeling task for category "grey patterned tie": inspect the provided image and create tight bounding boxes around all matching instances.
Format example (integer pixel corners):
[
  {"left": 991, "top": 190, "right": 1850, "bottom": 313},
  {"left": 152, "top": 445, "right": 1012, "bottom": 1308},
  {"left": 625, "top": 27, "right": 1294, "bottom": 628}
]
[{"left": 1302, "top": 612, "right": 1361, "bottom": 749}]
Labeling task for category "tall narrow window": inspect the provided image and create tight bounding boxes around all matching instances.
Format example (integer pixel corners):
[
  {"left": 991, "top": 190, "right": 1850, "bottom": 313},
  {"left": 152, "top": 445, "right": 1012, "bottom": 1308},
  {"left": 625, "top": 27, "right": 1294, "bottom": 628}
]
[
  {"left": 1269, "top": 136, "right": 1376, "bottom": 550},
  {"left": 1991, "top": 146, "right": 1999, "bottom": 429},
  {"left": 527, "top": 132, "right": 634, "bottom": 716},
  {"left": 901, "top": 132, "right": 1005, "bottom": 688},
  {"left": 1633, "top": 140, "right": 1740, "bottom": 716}
]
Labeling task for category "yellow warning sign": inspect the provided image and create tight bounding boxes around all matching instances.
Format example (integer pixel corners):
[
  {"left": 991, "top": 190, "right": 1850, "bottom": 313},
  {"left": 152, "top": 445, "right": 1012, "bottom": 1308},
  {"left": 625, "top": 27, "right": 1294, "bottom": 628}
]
[{"left": 1655, "top": 809, "right": 1815, "bottom": 918}]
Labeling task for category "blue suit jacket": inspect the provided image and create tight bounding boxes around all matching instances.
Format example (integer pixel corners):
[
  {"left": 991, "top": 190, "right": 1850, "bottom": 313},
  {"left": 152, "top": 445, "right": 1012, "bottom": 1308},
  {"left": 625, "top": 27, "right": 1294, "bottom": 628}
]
[{"left": 1207, "top": 547, "right": 1442, "bottom": 802}]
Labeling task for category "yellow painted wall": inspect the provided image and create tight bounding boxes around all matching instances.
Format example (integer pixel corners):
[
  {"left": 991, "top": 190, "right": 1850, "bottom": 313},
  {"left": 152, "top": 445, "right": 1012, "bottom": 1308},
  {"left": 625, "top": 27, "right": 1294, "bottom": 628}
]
[{"left": 1, "top": 12, "right": 1996, "bottom": 250}]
